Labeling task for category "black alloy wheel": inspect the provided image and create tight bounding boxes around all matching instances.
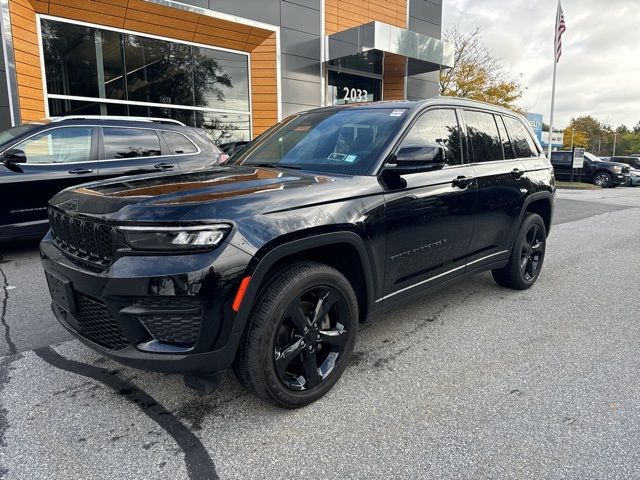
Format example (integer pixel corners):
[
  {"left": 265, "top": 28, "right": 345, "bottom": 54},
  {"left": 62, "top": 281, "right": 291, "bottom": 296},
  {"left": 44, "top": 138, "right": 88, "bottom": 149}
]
[
  {"left": 492, "top": 213, "right": 547, "bottom": 290},
  {"left": 274, "top": 286, "right": 350, "bottom": 391},
  {"left": 234, "top": 262, "right": 358, "bottom": 408},
  {"left": 593, "top": 172, "right": 612, "bottom": 188},
  {"left": 520, "top": 223, "right": 544, "bottom": 281}
]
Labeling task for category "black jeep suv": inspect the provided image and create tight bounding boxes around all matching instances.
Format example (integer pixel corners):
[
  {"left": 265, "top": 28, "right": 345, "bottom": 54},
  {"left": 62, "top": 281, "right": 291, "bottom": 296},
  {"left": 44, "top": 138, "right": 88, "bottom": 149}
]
[
  {"left": 0, "top": 116, "right": 223, "bottom": 241},
  {"left": 41, "top": 99, "right": 555, "bottom": 408}
]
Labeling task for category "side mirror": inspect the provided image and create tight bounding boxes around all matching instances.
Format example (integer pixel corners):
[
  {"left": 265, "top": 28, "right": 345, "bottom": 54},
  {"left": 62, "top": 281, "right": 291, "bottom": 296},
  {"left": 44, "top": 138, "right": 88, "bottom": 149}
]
[
  {"left": 385, "top": 143, "right": 447, "bottom": 174},
  {"left": 2, "top": 148, "right": 27, "bottom": 164}
]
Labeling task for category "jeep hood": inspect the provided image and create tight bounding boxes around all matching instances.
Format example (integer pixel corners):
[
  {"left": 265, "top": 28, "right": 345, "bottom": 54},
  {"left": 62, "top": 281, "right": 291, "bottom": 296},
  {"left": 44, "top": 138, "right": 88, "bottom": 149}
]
[{"left": 49, "top": 165, "right": 380, "bottom": 222}]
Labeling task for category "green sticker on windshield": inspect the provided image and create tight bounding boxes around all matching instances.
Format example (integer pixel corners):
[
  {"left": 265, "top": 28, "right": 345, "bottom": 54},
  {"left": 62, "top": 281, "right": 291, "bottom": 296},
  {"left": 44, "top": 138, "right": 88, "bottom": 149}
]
[{"left": 344, "top": 155, "right": 357, "bottom": 163}]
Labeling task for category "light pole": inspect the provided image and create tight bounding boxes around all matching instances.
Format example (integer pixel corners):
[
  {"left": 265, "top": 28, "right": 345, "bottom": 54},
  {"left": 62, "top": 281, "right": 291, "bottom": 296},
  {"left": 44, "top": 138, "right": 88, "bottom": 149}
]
[
  {"left": 612, "top": 133, "right": 618, "bottom": 156},
  {"left": 570, "top": 128, "right": 575, "bottom": 150}
]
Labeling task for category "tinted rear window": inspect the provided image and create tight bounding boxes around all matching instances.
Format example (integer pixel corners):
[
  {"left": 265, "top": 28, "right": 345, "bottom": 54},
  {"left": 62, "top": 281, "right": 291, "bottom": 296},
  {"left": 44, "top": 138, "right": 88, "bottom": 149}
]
[
  {"left": 465, "top": 110, "right": 504, "bottom": 162},
  {"left": 551, "top": 152, "right": 572, "bottom": 163},
  {"left": 162, "top": 131, "right": 198, "bottom": 154},
  {"left": 496, "top": 116, "right": 514, "bottom": 160},
  {"left": 103, "top": 128, "right": 161, "bottom": 159},
  {"left": 503, "top": 116, "right": 538, "bottom": 158}
]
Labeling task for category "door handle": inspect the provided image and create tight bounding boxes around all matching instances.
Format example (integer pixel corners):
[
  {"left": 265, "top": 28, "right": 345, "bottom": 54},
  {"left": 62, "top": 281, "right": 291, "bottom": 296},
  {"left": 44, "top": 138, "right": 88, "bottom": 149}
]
[
  {"left": 452, "top": 175, "right": 474, "bottom": 188},
  {"left": 68, "top": 168, "right": 93, "bottom": 174},
  {"left": 154, "top": 163, "right": 175, "bottom": 170},
  {"left": 510, "top": 168, "right": 524, "bottom": 179}
]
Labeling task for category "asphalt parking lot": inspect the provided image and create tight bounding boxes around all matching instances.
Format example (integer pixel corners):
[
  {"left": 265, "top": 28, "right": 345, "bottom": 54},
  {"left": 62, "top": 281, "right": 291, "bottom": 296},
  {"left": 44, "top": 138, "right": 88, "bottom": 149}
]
[{"left": 1, "top": 187, "right": 640, "bottom": 479}]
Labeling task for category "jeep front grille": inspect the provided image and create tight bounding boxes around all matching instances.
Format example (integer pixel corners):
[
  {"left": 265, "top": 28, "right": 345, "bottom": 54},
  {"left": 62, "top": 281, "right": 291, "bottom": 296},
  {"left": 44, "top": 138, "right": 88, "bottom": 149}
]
[{"left": 48, "top": 209, "right": 115, "bottom": 266}]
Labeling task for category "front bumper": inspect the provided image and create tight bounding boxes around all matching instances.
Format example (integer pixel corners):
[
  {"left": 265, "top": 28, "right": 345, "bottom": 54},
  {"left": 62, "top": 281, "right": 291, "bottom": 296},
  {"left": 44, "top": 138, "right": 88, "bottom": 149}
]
[
  {"left": 40, "top": 233, "right": 252, "bottom": 374},
  {"left": 612, "top": 174, "right": 630, "bottom": 186},
  {"left": 629, "top": 176, "right": 640, "bottom": 187}
]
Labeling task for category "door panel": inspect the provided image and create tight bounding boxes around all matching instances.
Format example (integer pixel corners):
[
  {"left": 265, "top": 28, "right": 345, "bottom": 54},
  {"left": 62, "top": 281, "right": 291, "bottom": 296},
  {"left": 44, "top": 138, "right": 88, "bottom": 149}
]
[
  {"left": 550, "top": 152, "right": 572, "bottom": 180},
  {"left": 381, "top": 107, "right": 476, "bottom": 303},
  {"left": 0, "top": 126, "right": 98, "bottom": 230},
  {"left": 463, "top": 111, "right": 529, "bottom": 267},
  {"left": 467, "top": 159, "right": 528, "bottom": 263},
  {"left": 383, "top": 165, "right": 477, "bottom": 300}
]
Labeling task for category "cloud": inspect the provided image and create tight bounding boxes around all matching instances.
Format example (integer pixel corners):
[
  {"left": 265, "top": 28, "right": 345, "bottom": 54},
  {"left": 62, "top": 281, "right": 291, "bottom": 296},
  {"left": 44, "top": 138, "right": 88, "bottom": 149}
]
[{"left": 443, "top": 0, "right": 640, "bottom": 129}]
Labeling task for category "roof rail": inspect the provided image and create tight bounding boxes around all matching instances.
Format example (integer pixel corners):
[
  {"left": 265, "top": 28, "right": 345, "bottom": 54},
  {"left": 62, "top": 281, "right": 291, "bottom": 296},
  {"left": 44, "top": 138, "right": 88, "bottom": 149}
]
[{"left": 49, "top": 116, "right": 186, "bottom": 126}]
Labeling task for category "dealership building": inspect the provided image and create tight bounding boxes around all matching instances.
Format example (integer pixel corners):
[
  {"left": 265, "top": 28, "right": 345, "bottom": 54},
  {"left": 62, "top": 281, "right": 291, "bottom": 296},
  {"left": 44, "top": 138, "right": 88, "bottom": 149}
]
[{"left": 0, "top": 0, "right": 452, "bottom": 141}]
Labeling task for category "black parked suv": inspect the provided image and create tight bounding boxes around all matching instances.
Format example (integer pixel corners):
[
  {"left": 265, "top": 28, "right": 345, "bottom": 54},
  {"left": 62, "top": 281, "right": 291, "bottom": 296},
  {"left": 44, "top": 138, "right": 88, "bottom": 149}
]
[
  {"left": 550, "top": 150, "right": 630, "bottom": 187},
  {"left": 0, "top": 116, "right": 223, "bottom": 241},
  {"left": 610, "top": 156, "right": 640, "bottom": 170},
  {"left": 41, "top": 99, "right": 555, "bottom": 408}
]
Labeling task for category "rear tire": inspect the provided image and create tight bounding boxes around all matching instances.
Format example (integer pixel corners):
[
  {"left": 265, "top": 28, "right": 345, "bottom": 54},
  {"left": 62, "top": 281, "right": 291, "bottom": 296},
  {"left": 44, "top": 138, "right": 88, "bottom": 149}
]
[
  {"left": 492, "top": 213, "right": 547, "bottom": 290},
  {"left": 233, "top": 261, "right": 358, "bottom": 408}
]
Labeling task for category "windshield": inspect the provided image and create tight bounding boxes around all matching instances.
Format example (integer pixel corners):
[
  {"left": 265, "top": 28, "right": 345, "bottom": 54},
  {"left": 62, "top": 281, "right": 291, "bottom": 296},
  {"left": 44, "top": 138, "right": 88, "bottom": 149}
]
[
  {"left": 583, "top": 152, "right": 600, "bottom": 162},
  {"left": 0, "top": 124, "right": 40, "bottom": 148},
  {"left": 232, "top": 108, "right": 408, "bottom": 175}
]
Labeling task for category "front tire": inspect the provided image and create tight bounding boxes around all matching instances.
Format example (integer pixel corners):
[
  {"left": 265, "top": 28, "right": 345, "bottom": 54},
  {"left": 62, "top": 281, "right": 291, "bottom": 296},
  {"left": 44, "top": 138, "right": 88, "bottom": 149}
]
[
  {"left": 492, "top": 213, "right": 547, "bottom": 290},
  {"left": 592, "top": 172, "right": 613, "bottom": 188},
  {"left": 233, "top": 262, "right": 358, "bottom": 408}
]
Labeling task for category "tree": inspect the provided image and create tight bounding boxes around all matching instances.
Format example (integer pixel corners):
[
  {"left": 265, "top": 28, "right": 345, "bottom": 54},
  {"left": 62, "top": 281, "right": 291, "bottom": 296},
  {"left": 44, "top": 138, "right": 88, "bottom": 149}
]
[
  {"left": 439, "top": 26, "right": 525, "bottom": 110},
  {"left": 633, "top": 122, "right": 640, "bottom": 134},
  {"left": 562, "top": 127, "right": 588, "bottom": 149},
  {"left": 616, "top": 124, "right": 629, "bottom": 134}
]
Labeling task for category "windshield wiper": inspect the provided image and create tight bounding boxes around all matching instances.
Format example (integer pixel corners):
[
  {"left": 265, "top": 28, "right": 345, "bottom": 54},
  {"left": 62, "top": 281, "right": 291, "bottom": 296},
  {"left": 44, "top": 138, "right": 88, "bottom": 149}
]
[{"left": 254, "top": 163, "right": 301, "bottom": 170}]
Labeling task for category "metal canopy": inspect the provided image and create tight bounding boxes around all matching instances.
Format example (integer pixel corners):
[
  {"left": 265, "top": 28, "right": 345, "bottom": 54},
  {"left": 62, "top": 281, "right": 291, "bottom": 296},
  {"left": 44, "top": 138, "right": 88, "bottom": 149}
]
[{"left": 325, "top": 21, "right": 454, "bottom": 73}]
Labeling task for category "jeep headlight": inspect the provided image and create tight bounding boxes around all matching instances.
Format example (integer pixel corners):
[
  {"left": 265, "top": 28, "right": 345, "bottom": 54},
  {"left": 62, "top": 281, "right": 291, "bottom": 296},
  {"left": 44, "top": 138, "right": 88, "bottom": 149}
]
[
  {"left": 118, "top": 225, "right": 230, "bottom": 251},
  {"left": 612, "top": 166, "right": 622, "bottom": 174}
]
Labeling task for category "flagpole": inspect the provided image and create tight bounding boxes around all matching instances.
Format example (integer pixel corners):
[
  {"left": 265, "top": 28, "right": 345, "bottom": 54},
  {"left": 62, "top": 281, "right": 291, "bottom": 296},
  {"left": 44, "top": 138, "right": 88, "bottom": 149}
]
[
  {"left": 548, "top": 2, "right": 560, "bottom": 159},
  {"left": 548, "top": 58, "right": 557, "bottom": 159}
]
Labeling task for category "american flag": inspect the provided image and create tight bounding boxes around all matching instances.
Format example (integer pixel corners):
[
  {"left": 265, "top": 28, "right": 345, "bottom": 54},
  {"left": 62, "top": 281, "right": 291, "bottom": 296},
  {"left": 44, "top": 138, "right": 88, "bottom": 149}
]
[{"left": 555, "top": 1, "right": 567, "bottom": 63}]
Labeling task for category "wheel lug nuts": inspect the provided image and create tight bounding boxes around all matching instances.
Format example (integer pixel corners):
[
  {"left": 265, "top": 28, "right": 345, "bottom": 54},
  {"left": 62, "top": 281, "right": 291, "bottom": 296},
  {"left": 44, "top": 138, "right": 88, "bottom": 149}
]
[
  {"left": 316, "top": 334, "right": 321, "bottom": 340},
  {"left": 301, "top": 341, "right": 305, "bottom": 347},
  {"left": 304, "top": 327, "right": 308, "bottom": 332},
  {"left": 308, "top": 345, "right": 313, "bottom": 351}
]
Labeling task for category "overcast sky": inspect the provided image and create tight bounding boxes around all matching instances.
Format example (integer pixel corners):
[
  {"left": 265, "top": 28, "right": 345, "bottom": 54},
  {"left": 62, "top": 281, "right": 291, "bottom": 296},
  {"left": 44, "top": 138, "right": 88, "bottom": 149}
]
[{"left": 443, "top": 0, "right": 640, "bottom": 129}]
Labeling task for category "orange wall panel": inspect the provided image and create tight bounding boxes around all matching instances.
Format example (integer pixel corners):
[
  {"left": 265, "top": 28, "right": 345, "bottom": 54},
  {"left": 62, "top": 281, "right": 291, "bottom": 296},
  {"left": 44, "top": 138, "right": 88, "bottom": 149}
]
[
  {"left": 383, "top": 53, "right": 406, "bottom": 100},
  {"left": 325, "top": 0, "right": 407, "bottom": 34},
  {"left": 8, "top": 0, "right": 279, "bottom": 137}
]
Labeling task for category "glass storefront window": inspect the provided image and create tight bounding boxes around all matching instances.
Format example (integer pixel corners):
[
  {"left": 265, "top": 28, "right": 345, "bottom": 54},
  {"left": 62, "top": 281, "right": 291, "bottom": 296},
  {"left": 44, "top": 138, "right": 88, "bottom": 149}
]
[
  {"left": 40, "top": 18, "right": 251, "bottom": 140},
  {"left": 124, "top": 34, "right": 194, "bottom": 106},
  {"left": 192, "top": 47, "right": 249, "bottom": 111},
  {"left": 42, "top": 21, "right": 100, "bottom": 98},
  {"left": 327, "top": 51, "right": 383, "bottom": 75},
  {"left": 328, "top": 71, "right": 382, "bottom": 105}
]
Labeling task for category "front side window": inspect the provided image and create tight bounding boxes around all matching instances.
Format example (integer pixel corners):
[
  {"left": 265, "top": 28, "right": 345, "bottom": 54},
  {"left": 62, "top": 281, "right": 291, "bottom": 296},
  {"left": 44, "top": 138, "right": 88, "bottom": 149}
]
[
  {"left": 398, "top": 109, "right": 463, "bottom": 166},
  {"left": 465, "top": 110, "right": 504, "bottom": 163},
  {"left": 14, "top": 127, "right": 92, "bottom": 164},
  {"left": 503, "top": 116, "right": 539, "bottom": 158},
  {"left": 233, "top": 108, "right": 408, "bottom": 175},
  {"left": 103, "top": 128, "right": 161, "bottom": 159}
]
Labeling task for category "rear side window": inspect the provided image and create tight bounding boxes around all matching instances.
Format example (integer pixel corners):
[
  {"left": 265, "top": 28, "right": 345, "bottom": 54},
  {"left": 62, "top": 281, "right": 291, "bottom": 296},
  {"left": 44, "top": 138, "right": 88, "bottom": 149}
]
[
  {"left": 464, "top": 110, "right": 503, "bottom": 162},
  {"left": 103, "top": 128, "right": 161, "bottom": 159},
  {"left": 496, "top": 116, "right": 514, "bottom": 159},
  {"left": 503, "top": 117, "right": 538, "bottom": 158},
  {"left": 400, "top": 109, "right": 463, "bottom": 165},
  {"left": 162, "top": 131, "right": 198, "bottom": 155}
]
